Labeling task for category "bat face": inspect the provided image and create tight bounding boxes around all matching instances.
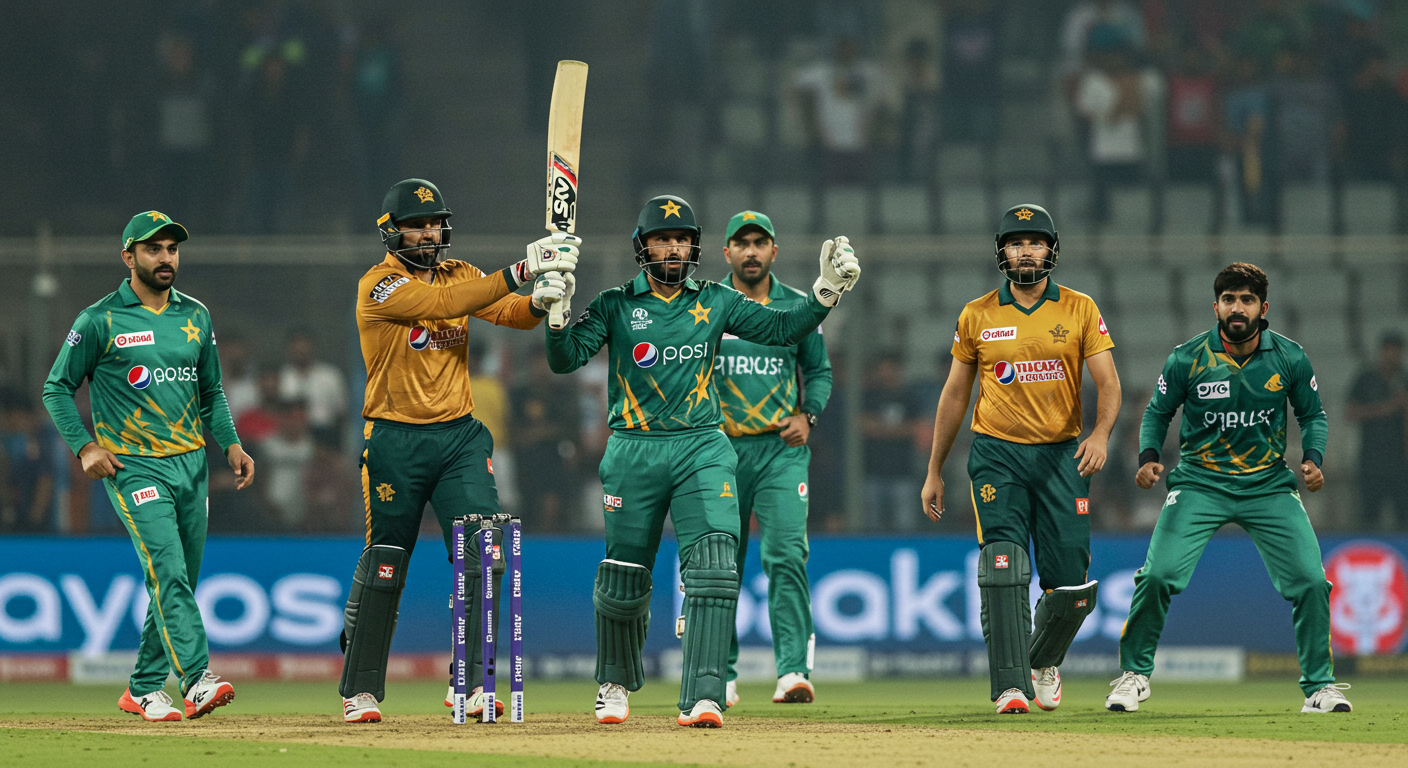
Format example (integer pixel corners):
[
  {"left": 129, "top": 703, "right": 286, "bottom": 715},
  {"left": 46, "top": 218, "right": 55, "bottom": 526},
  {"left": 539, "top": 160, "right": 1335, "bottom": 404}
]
[{"left": 548, "top": 152, "right": 578, "bottom": 233}]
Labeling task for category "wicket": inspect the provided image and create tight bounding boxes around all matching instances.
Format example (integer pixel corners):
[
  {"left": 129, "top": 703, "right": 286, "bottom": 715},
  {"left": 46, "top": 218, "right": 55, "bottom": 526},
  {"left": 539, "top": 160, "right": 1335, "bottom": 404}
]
[{"left": 451, "top": 514, "right": 524, "bottom": 723}]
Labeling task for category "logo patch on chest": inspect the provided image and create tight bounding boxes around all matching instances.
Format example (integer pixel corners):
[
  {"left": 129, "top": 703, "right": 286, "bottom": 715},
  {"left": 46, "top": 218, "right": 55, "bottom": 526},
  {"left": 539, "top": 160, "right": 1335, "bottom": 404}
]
[
  {"left": 407, "top": 325, "right": 466, "bottom": 351},
  {"left": 1196, "top": 381, "right": 1231, "bottom": 399},
  {"left": 980, "top": 326, "right": 1017, "bottom": 342},
  {"left": 114, "top": 330, "right": 155, "bottom": 348}
]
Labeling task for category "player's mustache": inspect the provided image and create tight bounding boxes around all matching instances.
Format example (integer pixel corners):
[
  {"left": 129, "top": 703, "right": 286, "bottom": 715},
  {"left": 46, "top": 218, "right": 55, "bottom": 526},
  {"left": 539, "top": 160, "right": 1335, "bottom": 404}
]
[{"left": 1228, "top": 314, "right": 1249, "bottom": 323}]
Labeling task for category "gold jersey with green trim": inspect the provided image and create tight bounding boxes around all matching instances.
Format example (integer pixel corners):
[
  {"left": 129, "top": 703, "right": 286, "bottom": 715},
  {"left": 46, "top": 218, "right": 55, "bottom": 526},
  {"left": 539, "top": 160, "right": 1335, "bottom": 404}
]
[
  {"left": 714, "top": 274, "right": 832, "bottom": 437},
  {"left": 42, "top": 279, "right": 240, "bottom": 457},
  {"left": 1139, "top": 325, "right": 1328, "bottom": 495},
  {"left": 545, "top": 272, "right": 830, "bottom": 432}
]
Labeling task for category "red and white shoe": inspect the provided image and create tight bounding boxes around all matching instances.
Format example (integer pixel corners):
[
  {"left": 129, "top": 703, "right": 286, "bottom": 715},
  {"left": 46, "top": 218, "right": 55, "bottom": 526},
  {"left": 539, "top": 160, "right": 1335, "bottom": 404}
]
[
  {"left": 677, "top": 699, "right": 723, "bottom": 728},
  {"left": 183, "top": 670, "right": 234, "bottom": 719},
  {"left": 1032, "top": 667, "right": 1061, "bottom": 711},
  {"left": 443, "top": 685, "right": 506, "bottom": 718},
  {"left": 118, "top": 688, "right": 181, "bottom": 721},
  {"left": 772, "top": 673, "right": 815, "bottom": 703},
  {"left": 995, "top": 688, "right": 1029, "bottom": 714},
  {"left": 344, "top": 692, "right": 382, "bottom": 723},
  {"left": 595, "top": 682, "right": 630, "bottom": 724}
]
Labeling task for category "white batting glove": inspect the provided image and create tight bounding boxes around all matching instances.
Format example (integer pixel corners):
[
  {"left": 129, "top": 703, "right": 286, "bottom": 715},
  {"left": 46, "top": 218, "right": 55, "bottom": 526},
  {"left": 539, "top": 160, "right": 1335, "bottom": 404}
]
[
  {"left": 549, "top": 272, "right": 576, "bottom": 330},
  {"left": 531, "top": 271, "right": 570, "bottom": 313},
  {"left": 512, "top": 232, "right": 581, "bottom": 286},
  {"left": 812, "top": 236, "right": 861, "bottom": 307}
]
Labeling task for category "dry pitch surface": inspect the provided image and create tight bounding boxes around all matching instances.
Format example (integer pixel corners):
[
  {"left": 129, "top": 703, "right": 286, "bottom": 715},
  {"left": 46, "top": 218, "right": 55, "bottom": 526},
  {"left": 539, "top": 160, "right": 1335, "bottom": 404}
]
[{"left": 2, "top": 678, "right": 1404, "bottom": 768}]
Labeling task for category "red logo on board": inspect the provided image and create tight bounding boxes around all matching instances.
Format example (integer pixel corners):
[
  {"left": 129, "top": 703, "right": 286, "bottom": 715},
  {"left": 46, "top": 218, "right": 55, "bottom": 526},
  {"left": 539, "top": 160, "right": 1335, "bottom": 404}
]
[{"left": 1326, "top": 541, "right": 1408, "bottom": 655}]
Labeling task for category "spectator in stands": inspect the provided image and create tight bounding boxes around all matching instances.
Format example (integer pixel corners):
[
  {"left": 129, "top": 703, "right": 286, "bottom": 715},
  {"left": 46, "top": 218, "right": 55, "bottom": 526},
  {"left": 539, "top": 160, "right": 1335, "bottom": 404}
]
[
  {"left": 153, "top": 31, "right": 214, "bottom": 228},
  {"left": 1165, "top": 43, "right": 1220, "bottom": 184},
  {"left": 258, "top": 397, "right": 315, "bottom": 531},
  {"left": 1270, "top": 47, "right": 1337, "bottom": 186},
  {"left": 1229, "top": 0, "right": 1309, "bottom": 71},
  {"left": 1061, "top": 0, "right": 1146, "bottom": 77},
  {"left": 792, "top": 36, "right": 893, "bottom": 185},
  {"left": 1346, "top": 332, "right": 1408, "bottom": 530},
  {"left": 939, "top": 0, "right": 1002, "bottom": 147},
  {"left": 467, "top": 340, "right": 515, "bottom": 515},
  {"left": 1223, "top": 56, "right": 1275, "bottom": 226},
  {"left": 218, "top": 334, "right": 259, "bottom": 422},
  {"left": 1337, "top": 41, "right": 1404, "bottom": 182},
  {"left": 305, "top": 440, "right": 357, "bottom": 533},
  {"left": 897, "top": 38, "right": 939, "bottom": 183},
  {"left": 860, "top": 351, "right": 923, "bottom": 531},
  {"left": 235, "top": 368, "right": 282, "bottom": 445},
  {"left": 1074, "top": 33, "right": 1162, "bottom": 225},
  {"left": 0, "top": 388, "right": 57, "bottom": 533},
  {"left": 279, "top": 332, "right": 347, "bottom": 450},
  {"left": 511, "top": 354, "right": 580, "bottom": 532}
]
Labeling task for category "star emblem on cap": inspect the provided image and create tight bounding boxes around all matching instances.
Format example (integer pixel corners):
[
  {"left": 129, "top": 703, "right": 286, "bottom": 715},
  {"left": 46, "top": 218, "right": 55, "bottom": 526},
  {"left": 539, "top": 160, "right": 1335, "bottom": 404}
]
[
  {"left": 1015, "top": 208, "right": 1034, "bottom": 221},
  {"left": 660, "top": 200, "right": 682, "bottom": 219},
  {"left": 741, "top": 212, "right": 757, "bottom": 221},
  {"left": 147, "top": 211, "right": 167, "bottom": 222},
  {"left": 413, "top": 186, "right": 435, "bottom": 203},
  {"left": 688, "top": 301, "right": 711, "bottom": 325}
]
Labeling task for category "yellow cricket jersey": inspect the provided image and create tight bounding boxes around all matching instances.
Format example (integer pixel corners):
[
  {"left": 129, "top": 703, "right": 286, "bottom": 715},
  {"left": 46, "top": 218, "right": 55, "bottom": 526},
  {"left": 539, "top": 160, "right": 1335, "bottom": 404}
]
[
  {"left": 951, "top": 279, "right": 1114, "bottom": 444},
  {"left": 357, "top": 254, "right": 542, "bottom": 424}
]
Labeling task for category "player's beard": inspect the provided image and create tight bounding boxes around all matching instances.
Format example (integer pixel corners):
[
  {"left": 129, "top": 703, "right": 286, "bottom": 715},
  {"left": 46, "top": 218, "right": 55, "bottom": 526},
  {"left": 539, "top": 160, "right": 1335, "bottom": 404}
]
[
  {"left": 1218, "top": 311, "right": 1260, "bottom": 343},
  {"left": 733, "top": 260, "right": 768, "bottom": 288},
  {"left": 135, "top": 261, "right": 177, "bottom": 292}
]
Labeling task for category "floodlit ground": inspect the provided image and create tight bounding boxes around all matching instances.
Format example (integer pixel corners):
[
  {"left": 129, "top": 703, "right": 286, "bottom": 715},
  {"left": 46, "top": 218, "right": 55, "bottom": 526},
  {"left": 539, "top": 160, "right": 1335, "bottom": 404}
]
[{"left": 1, "top": 677, "right": 1403, "bottom": 767}]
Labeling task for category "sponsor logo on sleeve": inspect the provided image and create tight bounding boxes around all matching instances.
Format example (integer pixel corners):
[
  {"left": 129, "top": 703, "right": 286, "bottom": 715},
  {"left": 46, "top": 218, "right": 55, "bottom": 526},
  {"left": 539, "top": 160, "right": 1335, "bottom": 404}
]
[
  {"left": 603, "top": 494, "right": 623, "bottom": 509},
  {"left": 114, "top": 330, "right": 155, "bottom": 348},
  {"left": 131, "top": 487, "right": 160, "bottom": 506},
  {"left": 1156, "top": 374, "right": 1167, "bottom": 394},
  {"left": 798, "top": 482, "right": 808, "bottom": 498},
  {"left": 370, "top": 275, "right": 410, "bottom": 303},
  {"left": 1311, "top": 375, "right": 1318, "bottom": 391},
  {"left": 66, "top": 330, "right": 82, "bottom": 347},
  {"left": 1098, "top": 315, "right": 1109, "bottom": 335},
  {"left": 980, "top": 326, "right": 1017, "bottom": 342},
  {"left": 1196, "top": 381, "right": 1231, "bottom": 400},
  {"left": 377, "top": 564, "right": 396, "bottom": 580}
]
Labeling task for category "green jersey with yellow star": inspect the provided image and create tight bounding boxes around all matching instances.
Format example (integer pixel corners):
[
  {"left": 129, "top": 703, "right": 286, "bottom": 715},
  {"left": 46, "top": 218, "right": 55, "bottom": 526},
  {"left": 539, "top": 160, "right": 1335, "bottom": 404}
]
[
  {"left": 43, "top": 279, "right": 240, "bottom": 457},
  {"left": 546, "top": 273, "right": 830, "bottom": 432},
  {"left": 715, "top": 274, "right": 832, "bottom": 436},
  {"left": 1139, "top": 326, "right": 1327, "bottom": 495}
]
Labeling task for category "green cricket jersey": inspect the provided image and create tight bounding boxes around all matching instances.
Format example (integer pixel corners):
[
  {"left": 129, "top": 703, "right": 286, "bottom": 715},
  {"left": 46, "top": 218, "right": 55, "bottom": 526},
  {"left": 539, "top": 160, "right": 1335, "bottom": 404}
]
[
  {"left": 546, "top": 272, "right": 829, "bottom": 432},
  {"left": 715, "top": 274, "right": 832, "bottom": 437},
  {"left": 42, "top": 279, "right": 240, "bottom": 457},
  {"left": 1139, "top": 326, "right": 1327, "bottom": 495}
]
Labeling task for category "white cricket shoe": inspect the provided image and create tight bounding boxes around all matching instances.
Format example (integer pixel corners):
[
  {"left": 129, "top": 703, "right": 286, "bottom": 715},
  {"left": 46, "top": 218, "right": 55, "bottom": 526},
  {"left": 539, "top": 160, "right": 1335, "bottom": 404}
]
[
  {"left": 183, "top": 670, "right": 234, "bottom": 719},
  {"left": 677, "top": 698, "right": 724, "bottom": 728},
  {"left": 725, "top": 680, "right": 739, "bottom": 708},
  {"left": 995, "top": 687, "right": 1029, "bottom": 714},
  {"left": 118, "top": 688, "right": 182, "bottom": 721},
  {"left": 595, "top": 682, "right": 630, "bottom": 724},
  {"left": 343, "top": 692, "right": 382, "bottom": 723},
  {"left": 773, "top": 673, "right": 815, "bottom": 703},
  {"left": 1032, "top": 667, "right": 1061, "bottom": 711},
  {"left": 1105, "top": 671, "right": 1151, "bottom": 712},
  {"left": 1302, "top": 683, "right": 1352, "bottom": 713}
]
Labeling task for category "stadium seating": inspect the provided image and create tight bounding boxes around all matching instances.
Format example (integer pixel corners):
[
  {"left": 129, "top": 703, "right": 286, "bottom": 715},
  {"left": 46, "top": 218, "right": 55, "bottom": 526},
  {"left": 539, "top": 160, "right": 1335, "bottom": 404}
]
[
  {"left": 763, "top": 184, "right": 815, "bottom": 233},
  {"left": 1281, "top": 184, "right": 1334, "bottom": 235},
  {"left": 1161, "top": 185, "right": 1216, "bottom": 235},
  {"left": 1341, "top": 183, "right": 1398, "bottom": 235},
  {"left": 823, "top": 186, "right": 871, "bottom": 235},
  {"left": 878, "top": 186, "right": 931, "bottom": 234},
  {"left": 939, "top": 186, "right": 991, "bottom": 235}
]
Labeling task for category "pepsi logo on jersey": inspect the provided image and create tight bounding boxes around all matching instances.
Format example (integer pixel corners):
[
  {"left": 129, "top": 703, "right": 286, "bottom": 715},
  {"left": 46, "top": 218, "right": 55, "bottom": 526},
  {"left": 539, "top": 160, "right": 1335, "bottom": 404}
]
[
  {"left": 408, "top": 325, "right": 466, "bottom": 351},
  {"left": 633, "top": 341, "right": 709, "bottom": 368}
]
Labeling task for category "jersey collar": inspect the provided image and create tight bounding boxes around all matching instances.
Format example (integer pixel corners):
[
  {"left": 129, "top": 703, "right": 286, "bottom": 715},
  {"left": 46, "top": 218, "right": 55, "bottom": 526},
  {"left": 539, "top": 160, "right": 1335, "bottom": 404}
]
[
  {"left": 721, "top": 272, "right": 784, "bottom": 304},
  {"left": 629, "top": 271, "right": 700, "bottom": 297},
  {"left": 118, "top": 279, "right": 183, "bottom": 306},
  {"left": 997, "top": 278, "right": 1060, "bottom": 314},
  {"left": 1207, "top": 324, "right": 1274, "bottom": 353}
]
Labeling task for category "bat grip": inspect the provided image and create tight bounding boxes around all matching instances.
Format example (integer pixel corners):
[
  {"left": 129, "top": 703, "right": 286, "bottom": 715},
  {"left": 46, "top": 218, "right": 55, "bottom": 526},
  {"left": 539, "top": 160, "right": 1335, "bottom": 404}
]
[{"left": 548, "top": 303, "right": 567, "bottom": 330}]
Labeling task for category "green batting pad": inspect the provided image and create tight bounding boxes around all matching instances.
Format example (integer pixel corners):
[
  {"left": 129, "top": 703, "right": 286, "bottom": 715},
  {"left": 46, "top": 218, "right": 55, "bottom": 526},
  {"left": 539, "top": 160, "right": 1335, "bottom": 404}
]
[
  {"left": 1030, "top": 580, "right": 1099, "bottom": 669},
  {"left": 977, "top": 541, "right": 1033, "bottom": 701},
  {"left": 593, "top": 560, "right": 652, "bottom": 691},
  {"left": 678, "top": 534, "right": 741, "bottom": 710},
  {"left": 339, "top": 545, "right": 409, "bottom": 700}
]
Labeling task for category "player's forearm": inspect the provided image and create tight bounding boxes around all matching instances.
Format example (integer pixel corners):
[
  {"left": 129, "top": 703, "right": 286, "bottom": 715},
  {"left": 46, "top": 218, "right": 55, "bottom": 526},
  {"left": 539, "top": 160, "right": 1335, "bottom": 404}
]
[
  {"left": 477, "top": 293, "right": 545, "bottom": 330},
  {"left": 544, "top": 327, "right": 590, "bottom": 373},
  {"left": 926, "top": 391, "right": 968, "bottom": 476},
  {"left": 1137, "top": 407, "right": 1174, "bottom": 455},
  {"left": 1089, "top": 381, "right": 1121, "bottom": 442},
  {"left": 41, "top": 388, "right": 95, "bottom": 457},
  {"left": 1298, "top": 410, "right": 1328, "bottom": 459},
  {"left": 200, "top": 391, "right": 242, "bottom": 453},
  {"left": 797, "top": 334, "right": 833, "bottom": 413}
]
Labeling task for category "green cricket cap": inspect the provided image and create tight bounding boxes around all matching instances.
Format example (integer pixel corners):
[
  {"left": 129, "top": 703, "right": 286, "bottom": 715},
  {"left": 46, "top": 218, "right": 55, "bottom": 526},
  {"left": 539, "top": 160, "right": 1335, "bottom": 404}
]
[
  {"left": 123, "top": 211, "right": 189, "bottom": 250},
  {"left": 725, "top": 210, "right": 775, "bottom": 243}
]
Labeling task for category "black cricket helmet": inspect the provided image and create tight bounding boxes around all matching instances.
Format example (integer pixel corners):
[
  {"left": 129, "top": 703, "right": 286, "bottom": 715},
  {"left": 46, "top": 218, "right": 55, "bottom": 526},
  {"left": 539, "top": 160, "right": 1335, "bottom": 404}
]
[
  {"left": 994, "top": 203, "right": 1060, "bottom": 285},
  {"left": 632, "top": 195, "right": 702, "bottom": 285},
  {"left": 378, "top": 179, "right": 453, "bottom": 270}
]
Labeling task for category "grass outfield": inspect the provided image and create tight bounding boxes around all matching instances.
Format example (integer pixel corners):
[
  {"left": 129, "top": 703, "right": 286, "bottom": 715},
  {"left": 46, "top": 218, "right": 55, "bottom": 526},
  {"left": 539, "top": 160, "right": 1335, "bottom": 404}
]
[{"left": 1, "top": 677, "right": 1404, "bottom": 767}]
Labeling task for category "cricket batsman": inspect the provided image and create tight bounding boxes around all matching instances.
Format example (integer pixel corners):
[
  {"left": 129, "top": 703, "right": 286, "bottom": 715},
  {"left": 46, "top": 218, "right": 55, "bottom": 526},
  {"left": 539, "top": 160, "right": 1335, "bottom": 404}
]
[
  {"left": 1109, "top": 262, "right": 1350, "bottom": 714},
  {"left": 715, "top": 211, "right": 831, "bottom": 708},
  {"left": 339, "top": 179, "right": 577, "bottom": 723},
  {"left": 921, "top": 204, "right": 1121, "bottom": 714},
  {"left": 541, "top": 196, "right": 858, "bottom": 727},
  {"left": 42, "top": 211, "right": 255, "bottom": 721}
]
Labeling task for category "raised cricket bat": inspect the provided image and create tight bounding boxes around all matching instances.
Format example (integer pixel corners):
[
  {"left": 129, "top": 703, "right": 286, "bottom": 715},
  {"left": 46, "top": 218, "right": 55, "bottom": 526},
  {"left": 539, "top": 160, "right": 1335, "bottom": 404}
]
[{"left": 545, "top": 60, "right": 588, "bottom": 329}]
